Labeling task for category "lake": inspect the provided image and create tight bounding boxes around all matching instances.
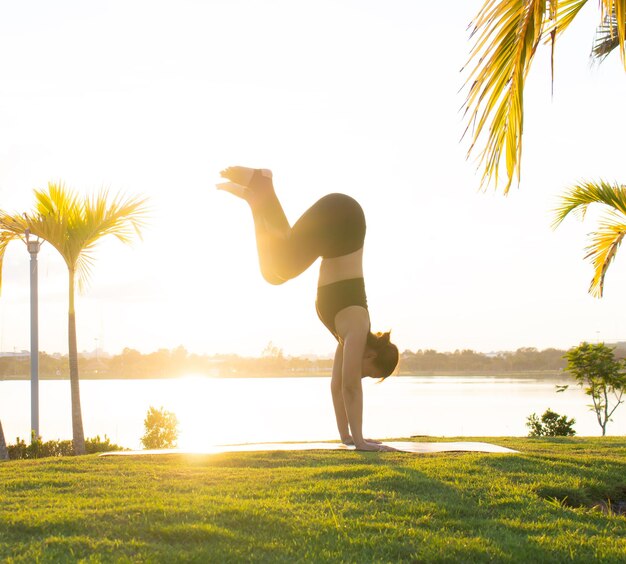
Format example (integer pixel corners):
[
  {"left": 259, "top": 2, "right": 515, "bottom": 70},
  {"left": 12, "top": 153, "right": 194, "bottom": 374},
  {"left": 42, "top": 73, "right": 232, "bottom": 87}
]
[{"left": 1, "top": 375, "right": 623, "bottom": 449}]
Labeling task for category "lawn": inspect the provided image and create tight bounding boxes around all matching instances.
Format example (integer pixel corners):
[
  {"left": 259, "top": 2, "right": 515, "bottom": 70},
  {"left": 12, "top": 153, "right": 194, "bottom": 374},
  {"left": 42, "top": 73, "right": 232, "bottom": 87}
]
[{"left": 1, "top": 437, "right": 625, "bottom": 562}]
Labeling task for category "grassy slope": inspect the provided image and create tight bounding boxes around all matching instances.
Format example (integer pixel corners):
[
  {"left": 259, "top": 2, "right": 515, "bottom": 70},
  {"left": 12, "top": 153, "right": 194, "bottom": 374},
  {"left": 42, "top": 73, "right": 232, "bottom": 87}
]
[{"left": 1, "top": 437, "right": 625, "bottom": 563}]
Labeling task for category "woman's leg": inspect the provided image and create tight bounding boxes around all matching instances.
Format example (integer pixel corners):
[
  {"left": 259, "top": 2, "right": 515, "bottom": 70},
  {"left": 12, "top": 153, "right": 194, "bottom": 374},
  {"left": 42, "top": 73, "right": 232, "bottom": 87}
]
[
  {"left": 247, "top": 172, "right": 293, "bottom": 285},
  {"left": 219, "top": 167, "right": 302, "bottom": 284},
  {"left": 220, "top": 167, "right": 331, "bottom": 284},
  {"left": 219, "top": 167, "right": 290, "bottom": 233}
]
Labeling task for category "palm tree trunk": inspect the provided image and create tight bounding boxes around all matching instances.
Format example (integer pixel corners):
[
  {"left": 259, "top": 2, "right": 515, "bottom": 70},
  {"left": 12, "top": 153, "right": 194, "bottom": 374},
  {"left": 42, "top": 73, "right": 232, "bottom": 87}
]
[
  {"left": 0, "top": 419, "right": 8, "bottom": 460},
  {"left": 68, "top": 270, "right": 85, "bottom": 455}
]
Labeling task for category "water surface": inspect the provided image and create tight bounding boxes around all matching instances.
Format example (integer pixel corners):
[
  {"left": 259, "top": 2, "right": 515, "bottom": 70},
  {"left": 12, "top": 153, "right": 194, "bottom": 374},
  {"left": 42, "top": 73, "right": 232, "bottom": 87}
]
[{"left": 1, "top": 375, "right": 621, "bottom": 449}]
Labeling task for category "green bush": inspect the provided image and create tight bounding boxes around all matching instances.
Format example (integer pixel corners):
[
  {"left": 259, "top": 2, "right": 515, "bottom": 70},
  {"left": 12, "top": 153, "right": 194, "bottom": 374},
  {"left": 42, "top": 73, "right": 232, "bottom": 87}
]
[
  {"left": 526, "top": 408, "right": 576, "bottom": 437},
  {"left": 85, "top": 435, "right": 125, "bottom": 454},
  {"left": 7, "top": 433, "right": 124, "bottom": 460},
  {"left": 140, "top": 406, "right": 179, "bottom": 449}
]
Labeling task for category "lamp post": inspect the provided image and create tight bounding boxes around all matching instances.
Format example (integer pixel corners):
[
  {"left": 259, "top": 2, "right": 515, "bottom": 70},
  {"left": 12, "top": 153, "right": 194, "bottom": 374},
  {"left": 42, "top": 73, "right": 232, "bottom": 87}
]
[{"left": 26, "top": 229, "right": 42, "bottom": 441}]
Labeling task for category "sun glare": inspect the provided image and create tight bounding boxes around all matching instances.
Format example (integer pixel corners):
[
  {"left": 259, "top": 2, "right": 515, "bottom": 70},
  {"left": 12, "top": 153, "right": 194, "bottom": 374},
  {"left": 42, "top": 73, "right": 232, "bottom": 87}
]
[
  {"left": 170, "top": 374, "right": 275, "bottom": 451},
  {"left": 167, "top": 374, "right": 333, "bottom": 450},
  {"left": 170, "top": 375, "right": 223, "bottom": 451}
]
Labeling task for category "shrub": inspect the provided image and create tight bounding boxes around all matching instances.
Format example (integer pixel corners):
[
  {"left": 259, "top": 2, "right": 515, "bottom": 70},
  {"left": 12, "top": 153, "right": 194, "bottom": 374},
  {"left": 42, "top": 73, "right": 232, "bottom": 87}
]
[
  {"left": 526, "top": 409, "right": 576, "bottom": 437},
  {"left": 7, "top": 433, "right": 124, "bottom": 459},
  {"left": 140, "top": 406, "right": 179, "bottom": 449},
  {"left": 8, "top": 435, "right": 73, "bottom": 459},
  {"left": 85, "top": 435, "right": 125, "bottom": 454}
]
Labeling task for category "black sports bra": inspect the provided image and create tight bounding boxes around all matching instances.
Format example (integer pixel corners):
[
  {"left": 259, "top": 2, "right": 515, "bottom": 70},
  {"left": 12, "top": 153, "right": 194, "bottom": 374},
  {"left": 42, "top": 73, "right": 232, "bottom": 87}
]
[{"left": 315, "top": 278, "right": 368, "bottom": 339}]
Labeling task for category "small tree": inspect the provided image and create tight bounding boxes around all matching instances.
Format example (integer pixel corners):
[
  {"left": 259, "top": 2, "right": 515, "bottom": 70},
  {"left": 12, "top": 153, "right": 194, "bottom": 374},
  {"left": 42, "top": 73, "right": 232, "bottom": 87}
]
[
  {"left": 563, "top": 342, "right": 626, "bottom": 436},
  {"left": 140, "top": 406, "right": 179, "bottom": 449},
  {"left": 526, "top": 409, "right": 576, "bottom": 437}
]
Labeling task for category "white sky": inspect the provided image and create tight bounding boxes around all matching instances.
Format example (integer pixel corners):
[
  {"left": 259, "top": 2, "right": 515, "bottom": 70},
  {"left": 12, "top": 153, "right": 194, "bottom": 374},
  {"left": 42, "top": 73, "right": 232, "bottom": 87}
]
[{"left": 0, "top": 0, "right": 625, "bottom": 358}]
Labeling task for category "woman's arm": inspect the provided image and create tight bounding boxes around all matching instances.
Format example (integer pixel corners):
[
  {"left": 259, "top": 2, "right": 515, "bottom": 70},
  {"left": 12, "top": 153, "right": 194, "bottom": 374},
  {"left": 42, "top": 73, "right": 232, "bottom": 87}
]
[
  {"left": 335, "top": 307, "right": 393, "bottom": 451},
  {"left": 340, "top": 331, "right": 368, "bottom": 448},
  {"left": 330, "top": 343, "right": 351, "bottom": 443}
]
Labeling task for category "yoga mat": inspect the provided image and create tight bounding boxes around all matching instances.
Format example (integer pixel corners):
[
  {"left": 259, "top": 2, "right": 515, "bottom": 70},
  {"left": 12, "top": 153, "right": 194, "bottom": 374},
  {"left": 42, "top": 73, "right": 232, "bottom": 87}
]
[{"left": 100, "top": 441, "right": 519, "bottom": 456}]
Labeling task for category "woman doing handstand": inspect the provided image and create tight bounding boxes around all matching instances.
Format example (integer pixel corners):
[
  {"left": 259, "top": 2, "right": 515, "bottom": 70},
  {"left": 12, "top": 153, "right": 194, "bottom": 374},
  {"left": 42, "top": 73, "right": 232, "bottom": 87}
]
[{"left": 218, "top": 166, "right": 399, "bottom": 451}]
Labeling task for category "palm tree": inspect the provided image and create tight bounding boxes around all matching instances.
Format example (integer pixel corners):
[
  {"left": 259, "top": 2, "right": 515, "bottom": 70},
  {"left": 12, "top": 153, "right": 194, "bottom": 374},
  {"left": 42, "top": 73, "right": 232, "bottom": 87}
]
[
  {"left": 0, "top": 182, "right": 149, "bottom": 454},
  {"left": 463, "top": 1, "right": 626, "bottom": 193},
  {"left": 553, "top": 180, "right": 626, "bottom": 297},
  {"left": 0, "top": 419, "right": 8, "bottom": 460}
]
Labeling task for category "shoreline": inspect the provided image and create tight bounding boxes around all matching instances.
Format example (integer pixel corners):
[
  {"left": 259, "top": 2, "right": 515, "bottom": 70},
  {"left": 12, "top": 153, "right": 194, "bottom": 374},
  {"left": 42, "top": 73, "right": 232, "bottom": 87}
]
[{"left": 1, "top": 370, "right": 566, "bottom": 381}]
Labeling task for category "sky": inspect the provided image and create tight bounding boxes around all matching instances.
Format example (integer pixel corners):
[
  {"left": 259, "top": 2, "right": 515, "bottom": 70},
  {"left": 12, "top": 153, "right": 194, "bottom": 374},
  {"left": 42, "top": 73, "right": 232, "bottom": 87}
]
[{"left": 0, "top": 0, "right": 625, "bottom": 358}]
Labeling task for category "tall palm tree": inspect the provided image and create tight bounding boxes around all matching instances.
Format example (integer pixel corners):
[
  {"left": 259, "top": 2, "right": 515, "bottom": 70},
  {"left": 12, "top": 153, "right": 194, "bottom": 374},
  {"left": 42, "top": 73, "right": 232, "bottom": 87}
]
[
  {"left": 0, "top": 419, "right": 8, "bottom": 460},
  {"left": 0, "top": 182, "right": 149, "bottom": 454},
  {"left": 463, "top": 0, "right": 626, "bottom": 193},
  {"left": 553, "top": 181, "right": 626, "bottom": 297}
]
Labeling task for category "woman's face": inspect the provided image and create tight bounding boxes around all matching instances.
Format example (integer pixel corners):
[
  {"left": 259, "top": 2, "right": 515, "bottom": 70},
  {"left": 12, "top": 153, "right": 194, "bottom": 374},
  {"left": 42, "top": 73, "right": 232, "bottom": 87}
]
[{"left": 361, "top": 352, "right": 384, "bottom": 379}]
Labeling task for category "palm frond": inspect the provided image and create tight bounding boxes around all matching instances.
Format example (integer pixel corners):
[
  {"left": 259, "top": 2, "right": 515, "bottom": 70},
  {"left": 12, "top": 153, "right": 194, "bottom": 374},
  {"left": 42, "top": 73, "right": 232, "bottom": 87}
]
[
  {"left": 584, "top": 213, "right": 626, "bottom": 296},
  {"left": 0, "top": 234, "right": 17, "bottom": 293},
  {"left": 548, "top": 1, "right": 626, "bottom": 66},
  {"left": 462, "top": 0, "right": 550, "bottom": 193},
  {"left": 83, "top": 188, "right": 150, "bottom": 246},
  {"left": 0, "top": 212, "right": 29, "bottom": 293},
  {"left": 598, "top": 0, "right": 626, "bottom": 67},
  {"left": 545, "top": 0, "right": 590, "bottom": 37},
  {"left": 592, "top": 7, "right": 625, "bottom": 63},
  {"left": 553, "top": 180, "right": 626, "bottom": 297},
  {"left": 552, "top": 180, "right": 626, "bottom": 228},
  {"left": 75, "top": 190, "right": 149, "bottom": 288},
  {"left": 75, "top": 251, "right": 96, "bottom": 293},
  {"left": 27, "top": 182, "right": 150, "bottom": 289},
  {"left": 542, "top": 1, "right": 589, "bottom": 91},
  {"left": 1, "top": 182, "right": 149, "bottom": 295}
]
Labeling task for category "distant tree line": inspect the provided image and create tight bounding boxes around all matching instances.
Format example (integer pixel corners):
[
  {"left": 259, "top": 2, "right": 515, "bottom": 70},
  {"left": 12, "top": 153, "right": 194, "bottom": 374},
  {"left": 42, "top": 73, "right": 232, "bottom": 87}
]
[
  {"left": 0, "top": 345, "right": 334, "bottom": 379},
  {"left": 400, "top": 347, "right": 569, "bottom": 374},
  {"left": 2, "top": 343, "right": 626, "bottom": 379},
  {"left": 401, "top": 344, "right": 626, "bottom": 375}
]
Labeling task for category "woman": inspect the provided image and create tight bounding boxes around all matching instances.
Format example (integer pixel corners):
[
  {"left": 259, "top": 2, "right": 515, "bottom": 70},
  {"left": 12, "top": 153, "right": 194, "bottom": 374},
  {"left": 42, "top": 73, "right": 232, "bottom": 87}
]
[{"left": 218, "top": 166, "right": 399, "bottom": 451}]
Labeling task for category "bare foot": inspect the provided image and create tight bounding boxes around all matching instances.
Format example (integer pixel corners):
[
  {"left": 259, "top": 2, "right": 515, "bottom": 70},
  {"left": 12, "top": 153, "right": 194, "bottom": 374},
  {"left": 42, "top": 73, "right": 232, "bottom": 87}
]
[
  {"left": 216, "top": 181, "right": 250, "bottom": 200},
  {"left": 220, "top": 166, "right": 272, "bottom": 188},
  {"left": 219, "top": 166, "right": 274, "bottom": 204}
]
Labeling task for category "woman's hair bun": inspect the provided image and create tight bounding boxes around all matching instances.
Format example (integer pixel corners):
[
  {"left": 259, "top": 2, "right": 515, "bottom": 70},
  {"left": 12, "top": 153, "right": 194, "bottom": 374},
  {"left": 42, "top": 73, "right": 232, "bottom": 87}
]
[
  {"left": 377, "top": 331, "right": 391, "bottom": 345},
  {"left": 367, "top": 330, "right": 399, "bottom": 379}
]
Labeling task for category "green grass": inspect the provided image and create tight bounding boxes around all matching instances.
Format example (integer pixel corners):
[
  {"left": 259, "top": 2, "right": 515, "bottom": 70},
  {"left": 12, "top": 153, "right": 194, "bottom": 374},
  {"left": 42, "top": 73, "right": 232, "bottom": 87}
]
[{"left": 1, "top": 437, "right": 626, "bottom": 562}]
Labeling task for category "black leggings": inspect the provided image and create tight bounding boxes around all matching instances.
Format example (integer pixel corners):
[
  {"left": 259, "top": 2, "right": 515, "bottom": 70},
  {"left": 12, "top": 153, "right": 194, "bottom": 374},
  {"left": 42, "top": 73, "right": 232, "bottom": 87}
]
[{"left": 250, "top": 188, "right": 366, "bottom": 285}]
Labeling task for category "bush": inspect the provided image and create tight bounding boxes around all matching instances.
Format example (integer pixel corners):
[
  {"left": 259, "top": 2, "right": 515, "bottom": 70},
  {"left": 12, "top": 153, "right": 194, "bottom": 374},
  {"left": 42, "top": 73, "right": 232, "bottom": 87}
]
[
  {"left": 85, "top": 435, "right": 125, "bottom": 454},
  {"left": 8, "top": 435, "right": 73, "bottom": 459},
  {"left": 526, "top": 409, "right": 576, "bottom": 437},
  {"left": 7, "top": 433, "right": 125, "bottom": 460},
  {"left": 140, "top": 406, "right": 179, "bottom": 449}
]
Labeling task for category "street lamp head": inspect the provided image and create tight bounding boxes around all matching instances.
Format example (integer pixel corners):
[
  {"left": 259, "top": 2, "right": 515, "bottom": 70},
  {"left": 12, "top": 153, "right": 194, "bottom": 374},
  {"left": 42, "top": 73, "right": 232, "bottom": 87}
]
[
  {"left": 26, "top": 234, "right": 42, "bottom": 255},
  {"left": 24, "top": 225, "right": 42, "bottom": 254}
]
